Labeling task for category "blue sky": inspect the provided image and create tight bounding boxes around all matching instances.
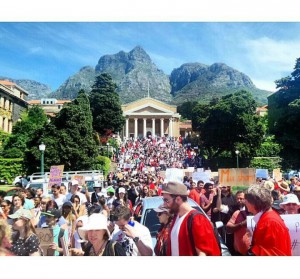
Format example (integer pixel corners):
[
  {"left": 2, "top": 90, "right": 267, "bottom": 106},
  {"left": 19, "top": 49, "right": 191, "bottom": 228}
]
[{"left": 0, "top": 22, "right": 299, "bottom": 92}]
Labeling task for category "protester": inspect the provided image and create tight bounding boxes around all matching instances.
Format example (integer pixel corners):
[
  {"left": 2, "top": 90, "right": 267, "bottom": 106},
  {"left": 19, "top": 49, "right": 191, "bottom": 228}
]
[
  {"left": 154, "top": 204, "right": 173, "bottom": 256},
  {"left": 70, "top": 194, "right": 87, "bottom": 219},
  {"left": 51, "top": 184, "right": 66, "bottom": 209},
  {"left": 112, "top": 187, "right": 132, "bottom": 211},
  {"left": 279, "top": 193, "right": 300, "bottom": 214},
  {"left": 71, "top": 213, "right": 126, "bottom": 256},
  {"left": 226, "top": 191, "right": 251, "bottom": 255},
  {"left": 8, "top": 209, "right": 41, "bottom": 256},
  {"left": 0, "top": 219, "right": 13, "bottom": 256},
  {"left": 61, "top": 201, "right": 76, "bottom": 239},
  {"left": 162, "top": 181, "right": 221, "bottom": 256},
  {"left": 245, "top": 184, "right": 292, "bottom": 256},
  {"left": 41, "top": 208, "right": 69, "bottom": 256},
  {"left": 111, "top": 206, "right": 153, "bottom": 256},
  {"left": 71, "top": 215, "right": 88, "bottom": 251},
  {"left": 0, "top": 200, "right": 11, "bottom": 219}
]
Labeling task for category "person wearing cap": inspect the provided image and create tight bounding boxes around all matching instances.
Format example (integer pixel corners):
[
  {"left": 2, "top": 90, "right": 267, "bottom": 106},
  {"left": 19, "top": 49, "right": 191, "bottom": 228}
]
[
  {"left": 154, "top": 204, "right": 173, "bottom": 256},
  {"left": 8, "top": 209, "right": 41, "bottom": 256},
  {"left": 66, "top": 180, "right": 87, "bottom": 206},
  {"left": 70, "top": 213, "right": 126, "bottom": 256},
  {"left": 162, "top": 181, "right": 221, "bottom": 256},
  {"left": 61, "top": 201, "right": 76, "bottom": 237},
  {"left": 112, "top": 187, "right": 132, "bottom": 212},
  {"left": 91, "top": 184, "right": 102, "bottom": 205},
  {"left": 279, "top": 193, "right": 300, "bottom": 214},
  {"left": 106, "top": 187, "right": 116, "bottom": 211},
  {"left": 111, "top": 205, "right": 153, "bottom": 256},
  {"left": 245, "top": 184, "right": 292, "bottom": 256},
  {"left": 42, "top": 208, "right": 69, "bottom": 256}
]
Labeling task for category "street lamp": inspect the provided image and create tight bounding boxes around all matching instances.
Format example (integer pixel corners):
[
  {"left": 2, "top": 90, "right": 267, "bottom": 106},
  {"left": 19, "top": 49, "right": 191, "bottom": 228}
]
[
  {"left": 235, "top": 150, "right": 240, "bottom": 168},
  {"left": 39, "top": 142, "right": 46, "bottom": 175}
]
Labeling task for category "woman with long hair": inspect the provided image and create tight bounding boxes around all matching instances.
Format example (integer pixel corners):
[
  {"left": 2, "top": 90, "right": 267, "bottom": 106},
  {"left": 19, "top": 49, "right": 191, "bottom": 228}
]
[
  {"left": 154, "top": 204, "right": 173, "bottom": 256},
  {"left": 0, "top": 200, "right": 12, "bottom": 219},
  {"left": 61, "top": 201, "right": 76, "bottom": 239},
  {"left": 8, "top": 209, "right": 41, "bottom": 256},
  {"left": 70, "top": 194, "right": 87, "bottom": 219}
]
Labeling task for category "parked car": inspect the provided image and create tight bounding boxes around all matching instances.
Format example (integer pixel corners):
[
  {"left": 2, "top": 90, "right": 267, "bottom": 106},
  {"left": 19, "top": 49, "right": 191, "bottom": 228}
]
[{"left": 135, "top": 196, "right": 231, "bottom": 256}]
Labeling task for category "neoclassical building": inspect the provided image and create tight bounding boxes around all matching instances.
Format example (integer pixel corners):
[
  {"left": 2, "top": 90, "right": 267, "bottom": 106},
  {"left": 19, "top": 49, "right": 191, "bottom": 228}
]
[{"left": 121, "top": 97, "right": 182, "bottom": 139}]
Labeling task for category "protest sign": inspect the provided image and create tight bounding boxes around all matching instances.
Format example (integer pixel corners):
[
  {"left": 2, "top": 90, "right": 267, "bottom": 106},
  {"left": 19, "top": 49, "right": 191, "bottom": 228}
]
[
  {"left": 247, "top": 214, "right": 300, "bottom": 256},
  {"left": 164, "top": 168, "right": 184, "bottom": 183},
  {"left": 72, "top": 175, "right": 85, "bottom": 186},
  {"left": 273, "top": 168, "right": 283, "bottom": 181},
  {"left": 48, "top": 165, "right": 64, "bottom": 191},
  {"left": 36, "top": 228, "right": 54, "bottom": 256},
  {"left": 256, "top": 169, "right": 268, "bottom": 179},
  {"left": 219, "top": 168, "right": 256, "bottom": 186},
  {"left": 192, "top": 171, "right": 211, "bottom": 183}
]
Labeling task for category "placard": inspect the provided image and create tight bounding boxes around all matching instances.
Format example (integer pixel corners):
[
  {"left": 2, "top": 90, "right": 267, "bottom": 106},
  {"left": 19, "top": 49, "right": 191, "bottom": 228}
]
[
  {"left": 273, "top": 168, "right": 283, "bottom": 181},
  {"left": 256, "top": 169, "right": 268, "bottom": 179},
  {"left": 247, "top": 214, "right": 300, "bottom": 256},
  {"left": 192, "top": 171, "right": 211, "bottom": 183},
  {"left": 48, "top": 165, "right": 64, "bottom": 191},
  {"left": 60, "top": 236, "right": 69, "bottom": 256},
  {"left": 164, "top": 168, "right": 184, "bottom": 183},
  {"left": 218, "top": 168, "right": 256, "bottom": 186},
  {"left": 72, "top": 175, "right": 85, "bottom": 186},
  {"left": 36, "top": 228, "right": 54, "bottom": 256}
]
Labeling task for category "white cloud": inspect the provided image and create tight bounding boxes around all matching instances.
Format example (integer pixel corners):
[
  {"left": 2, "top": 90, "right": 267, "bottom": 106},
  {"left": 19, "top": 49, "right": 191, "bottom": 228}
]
[{"left": 252, "top": 78, "right": 276, "bottom": 93}]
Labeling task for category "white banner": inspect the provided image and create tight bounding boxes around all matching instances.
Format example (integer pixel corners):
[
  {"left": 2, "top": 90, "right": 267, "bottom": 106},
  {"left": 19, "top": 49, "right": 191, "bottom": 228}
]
[
  {"left": 164, "top": 168, "right": 184, "bottom": 183},
  {"left": 192, "top": 172, "right": 211, "bottom": 183}
]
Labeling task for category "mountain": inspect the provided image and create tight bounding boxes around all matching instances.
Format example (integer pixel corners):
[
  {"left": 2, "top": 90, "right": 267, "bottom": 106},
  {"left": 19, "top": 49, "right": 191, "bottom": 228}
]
[
  {"left": 51, "top": 66, "right": 96, "bottom": 100},
  {"left": 170, "top": 63, "right": 270, "bottom": 105},
  {"left": 0, "top": 76, "right": 52, "bottom": 100}
]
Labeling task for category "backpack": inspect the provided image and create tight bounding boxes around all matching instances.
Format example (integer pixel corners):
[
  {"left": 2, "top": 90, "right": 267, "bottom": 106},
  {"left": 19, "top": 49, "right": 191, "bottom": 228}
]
[{"left": 187, "top": 211, "right": 222, "bottom": 256}]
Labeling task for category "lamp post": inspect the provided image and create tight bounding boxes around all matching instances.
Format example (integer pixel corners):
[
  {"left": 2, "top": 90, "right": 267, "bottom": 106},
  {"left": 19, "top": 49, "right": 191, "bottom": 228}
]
[
  {"left": 39, "top": 142, "right": 46, "bottom": 175},
  {"left": 235, "top": 150, "right": 240, "bottom": 168}
]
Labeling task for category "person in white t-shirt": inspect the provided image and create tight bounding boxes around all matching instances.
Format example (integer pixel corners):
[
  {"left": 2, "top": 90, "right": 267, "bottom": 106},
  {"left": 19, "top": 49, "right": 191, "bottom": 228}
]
[
  {"left": 66, "top": 180, "right": 87, "bottom": 205},
  {"left": 110, "top": 206, "right": 153, "bottom": 256},
  {"left": 50, "top": 184, "right": 67, "bottom": 209}
]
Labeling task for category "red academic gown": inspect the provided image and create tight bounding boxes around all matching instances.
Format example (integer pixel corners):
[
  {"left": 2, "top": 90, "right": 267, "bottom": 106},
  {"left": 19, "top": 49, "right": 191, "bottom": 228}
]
[
  {"left": 166, "top": 210, "right": 221, "bottom": 256},
  {"left": 251, "top": 210, "right": 292, "bottom": 256}
]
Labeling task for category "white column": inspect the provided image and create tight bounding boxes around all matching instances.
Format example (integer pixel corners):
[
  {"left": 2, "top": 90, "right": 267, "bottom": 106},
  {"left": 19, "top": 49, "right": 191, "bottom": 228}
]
[
  {"left": 125, "top": 118, "right": 129, "bottom": 139},
  {"left": 4, "top": 118, "right": 8, "bottom": 133},
  {"left": 143, "top": 118, "right": 147, "bottom": 138},
  {"left": 0, "top": 116, "right": 3, "bottom": 130},
  {"left": 134, "top": 118, "right": 138, "bottom": 139},
  {"left": 160, "top": 118, "right": 164, "bottom": 137},
  {"left": 169, "top": 118, "right": 173, "bottom": 137},
  {"left": 152, "top": 118, "right": 155, "bottom": 137}
]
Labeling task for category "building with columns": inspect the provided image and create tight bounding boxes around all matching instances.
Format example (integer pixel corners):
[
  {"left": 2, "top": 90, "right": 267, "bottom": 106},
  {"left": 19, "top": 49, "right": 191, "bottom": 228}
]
[
  {"left": 121, "top": 97, "right": 181, "bottom": 139},
  {"left": 0, "top": 80, "right": 28, "bottom": 133}
]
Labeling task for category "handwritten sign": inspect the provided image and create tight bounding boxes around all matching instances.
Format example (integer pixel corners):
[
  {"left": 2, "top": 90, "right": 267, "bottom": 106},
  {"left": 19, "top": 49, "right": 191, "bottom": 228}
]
[
  {"left": 256, "top": 169, "right": 268, "bottom": 179},
  {"left": 273, "top": 169, "right": 283, "bottom": 181},
  {"left": 247, "top": 214, "right": 300, "bottom": 256},
  {"left": 72, "top": 175, "right": 85, "bottom": 186},
  {"left": 36, "top": 228, "right": 54, "bottom": 256},
  {"left": 48, "top": 165, "right": 64, "bottom": 191},
  {"left": 164, "top": 168, "right": 184, "bottom": 183},
  {"left": 219, "top": 168, "right": 256, "bottom": 186}
]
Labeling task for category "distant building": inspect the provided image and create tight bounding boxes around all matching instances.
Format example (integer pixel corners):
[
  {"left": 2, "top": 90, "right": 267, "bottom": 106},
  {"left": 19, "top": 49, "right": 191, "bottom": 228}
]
[
  {"left": 179, "top": 120, "right": 192, "bottom": 137},
  {"left": 28, "top": 98, "right": 71, "bottom": 117},
  {"left": 0, "top": 80, "right": 28, "bottom": 133},
  {"left": 256, "top": 105, "right": 268, "bottom": 117}
]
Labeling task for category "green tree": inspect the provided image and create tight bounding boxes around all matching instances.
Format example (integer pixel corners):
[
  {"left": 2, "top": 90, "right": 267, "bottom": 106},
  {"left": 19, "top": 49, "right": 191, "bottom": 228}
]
[
  {"left": 2, "top": 106, "right": 48, "bottom": 158},
  {"left": 197, "top": 90, "right": 264, "bottom": 158},
  {"left": 269, "top": 58, "right": 300, "bottom": 168},
  {"left": 177, "top": 101, "right": 198, "bottom": 120},
  {"left": 89, "top": 73, "right": 125, "bottom": 135},
  {"left": 24, "top": 90, "right": 98, "bottom": 173}
]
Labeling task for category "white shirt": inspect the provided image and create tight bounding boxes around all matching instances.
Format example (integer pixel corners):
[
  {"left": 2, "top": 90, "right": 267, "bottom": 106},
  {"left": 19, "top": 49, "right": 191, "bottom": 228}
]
[{"left": 170, "top": 212, "right": 189, "bottom": 256}]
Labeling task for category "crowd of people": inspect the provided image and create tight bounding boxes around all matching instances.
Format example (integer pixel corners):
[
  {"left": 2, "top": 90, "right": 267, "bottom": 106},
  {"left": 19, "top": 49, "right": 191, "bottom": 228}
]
[{"left": 0, "top": 135, "right": 299, "bottom": 256}]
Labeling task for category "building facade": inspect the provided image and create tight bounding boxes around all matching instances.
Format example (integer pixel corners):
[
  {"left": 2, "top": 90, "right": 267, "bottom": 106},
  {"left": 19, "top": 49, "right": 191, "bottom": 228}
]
[
  {"left": 0, "top": 80, "right": 28, "bottom": 133},
  {"left": 121, "top": 97, "right": 182, "bottom": 139},
  {"left": 28, "top": 98, "right": 71, "bottom": 117}
]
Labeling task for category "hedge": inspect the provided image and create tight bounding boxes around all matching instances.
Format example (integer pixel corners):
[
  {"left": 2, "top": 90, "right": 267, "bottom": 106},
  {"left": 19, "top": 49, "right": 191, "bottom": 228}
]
[
  {"left": 0, "top": 158, "right": 24, "bottom": 184},
  {"left": 94, "top": 156, "right": 111, "bottom": 176}
]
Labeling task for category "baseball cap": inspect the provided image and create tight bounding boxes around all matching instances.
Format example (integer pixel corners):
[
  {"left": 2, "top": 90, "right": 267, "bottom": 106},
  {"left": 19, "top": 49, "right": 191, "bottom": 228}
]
[
  {"left": 8, "top": 208, "right": 33, "bottom": 220},
  {"left": 118, "top": 187, "right": 126, "bottom": 194},
  {"left": 161, "top": 181, "right": 188, "bottom": 196},
  {"left": 41, "top": 208, "right": 61, "bottom": 219},
  {"left": 71, "top": 180, "right": 79, "bottom": 186}
]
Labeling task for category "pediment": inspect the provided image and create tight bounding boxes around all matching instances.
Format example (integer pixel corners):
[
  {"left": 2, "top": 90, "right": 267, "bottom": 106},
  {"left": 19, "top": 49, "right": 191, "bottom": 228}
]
[{"left": 125, "top": 103, "right": 174, "bottom": 114}]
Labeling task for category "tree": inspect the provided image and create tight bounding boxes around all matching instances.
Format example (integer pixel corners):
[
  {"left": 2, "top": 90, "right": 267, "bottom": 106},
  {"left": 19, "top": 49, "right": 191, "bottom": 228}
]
[
  {"left": 24, "top": 90, "right": 98, "bottom": 173},
  {"left": 89, "top": 73, "right": 125, "bottom": 135},
  {"left": 269, "top": 57, "right": 300, "bottom": 168},
  {"left": 196, "top": 90, "right": 264, "bottom": 158},
  {"left": 2, "top": 106, "right": 48, "bottom": 158},
  {"left": 177, "top": 101, "right": 198, "bottom": 120}
]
